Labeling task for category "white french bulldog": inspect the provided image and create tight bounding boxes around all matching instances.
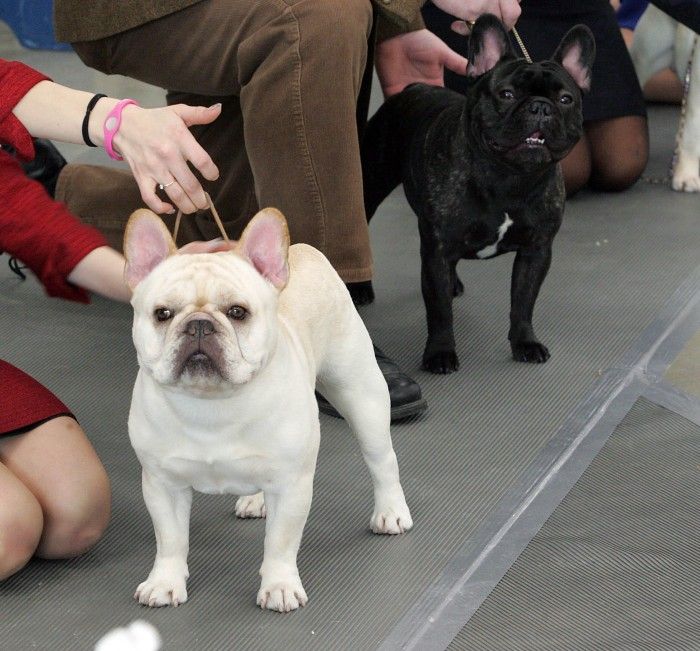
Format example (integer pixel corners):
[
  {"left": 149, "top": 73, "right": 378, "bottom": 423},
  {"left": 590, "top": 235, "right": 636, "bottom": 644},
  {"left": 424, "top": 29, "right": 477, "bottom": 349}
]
[
  {"left": 631, "top": 4, "right": 700, "bottom": 192},
  {"left": 123, "top": 207, "right": 413, "bottom": 613}
]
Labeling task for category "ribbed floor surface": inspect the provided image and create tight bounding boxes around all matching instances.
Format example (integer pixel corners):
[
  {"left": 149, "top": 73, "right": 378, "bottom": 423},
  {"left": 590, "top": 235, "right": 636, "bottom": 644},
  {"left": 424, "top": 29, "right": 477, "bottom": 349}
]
[{"left": 448, "top": 398, "right": 700, "bottom": 651}]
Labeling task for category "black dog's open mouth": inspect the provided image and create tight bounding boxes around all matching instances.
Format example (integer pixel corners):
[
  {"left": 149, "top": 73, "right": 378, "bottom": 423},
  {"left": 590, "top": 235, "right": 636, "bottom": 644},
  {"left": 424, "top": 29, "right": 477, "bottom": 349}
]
[{"left": 512, "top": 130, "right": 548, "bottom": 151}]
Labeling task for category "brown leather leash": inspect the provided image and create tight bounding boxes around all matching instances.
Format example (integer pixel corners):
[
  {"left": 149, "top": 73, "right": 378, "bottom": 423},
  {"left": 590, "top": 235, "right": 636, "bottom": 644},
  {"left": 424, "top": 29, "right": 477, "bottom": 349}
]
[{"left": 172, "top": 191, "right": 230, "bottom": 243}]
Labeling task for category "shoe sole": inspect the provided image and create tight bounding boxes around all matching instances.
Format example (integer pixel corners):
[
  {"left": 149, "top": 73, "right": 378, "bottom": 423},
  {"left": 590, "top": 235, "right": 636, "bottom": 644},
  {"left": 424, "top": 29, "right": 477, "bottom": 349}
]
[{"left": 317, "top": 396, "right": 428, "bottom": 422}]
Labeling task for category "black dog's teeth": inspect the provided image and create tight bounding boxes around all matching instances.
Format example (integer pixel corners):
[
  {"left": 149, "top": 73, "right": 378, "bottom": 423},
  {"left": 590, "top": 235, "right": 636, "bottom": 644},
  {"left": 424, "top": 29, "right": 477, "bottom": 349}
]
[{"left": 525, "top": 136, "right": 545, "bottom": 145}]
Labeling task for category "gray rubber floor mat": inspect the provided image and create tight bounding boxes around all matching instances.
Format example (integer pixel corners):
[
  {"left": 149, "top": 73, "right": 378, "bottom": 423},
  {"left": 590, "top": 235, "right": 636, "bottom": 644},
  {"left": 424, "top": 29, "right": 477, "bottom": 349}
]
[
  {"left": 448, "top": 397, "right": 700, "bottom": 651},
  {"left": 1, "top": 43, "right": 698, "bottom": 648}
]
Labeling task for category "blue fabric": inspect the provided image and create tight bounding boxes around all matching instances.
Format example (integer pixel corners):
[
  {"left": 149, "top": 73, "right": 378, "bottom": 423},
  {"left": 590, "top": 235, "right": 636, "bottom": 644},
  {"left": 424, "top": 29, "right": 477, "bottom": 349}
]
[{"left": 617, "top": 0, "right": 649, "bottom": 30}]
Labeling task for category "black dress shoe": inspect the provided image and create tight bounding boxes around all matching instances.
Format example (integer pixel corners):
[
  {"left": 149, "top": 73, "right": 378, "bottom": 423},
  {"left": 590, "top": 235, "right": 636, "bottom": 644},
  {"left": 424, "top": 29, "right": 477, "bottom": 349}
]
[
  {"left": 21, "top": 138, "right": 67, "bottom": 197},
  {"left": 317, "top": 345, "right": 427, "bottom": 422}
]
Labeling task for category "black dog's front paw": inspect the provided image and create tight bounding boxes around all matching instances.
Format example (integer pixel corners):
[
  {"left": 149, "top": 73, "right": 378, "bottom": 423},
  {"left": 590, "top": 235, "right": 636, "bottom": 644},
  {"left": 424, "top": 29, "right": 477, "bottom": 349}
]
[
  {"left": 511, "top": 340, "right": 550, "bottom": 363},
  {"left": 346, "top": 280, "right": 375, "bottom": 306},
  {"left": 422, "top": 349, "right": 460, "bottom": 374},
  {"left": 452, "top": 273, "right": 464, "bottom": 297}
]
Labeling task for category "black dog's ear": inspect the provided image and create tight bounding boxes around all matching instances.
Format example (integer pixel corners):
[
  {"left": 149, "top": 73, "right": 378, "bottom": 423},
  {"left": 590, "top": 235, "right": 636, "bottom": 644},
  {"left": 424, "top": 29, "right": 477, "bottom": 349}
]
[
  {"left": 552, "top": 25, "right": 596, "bottom": 91},
  {"left": 467, "top": 14, "right": 514, "bottom": 77}
]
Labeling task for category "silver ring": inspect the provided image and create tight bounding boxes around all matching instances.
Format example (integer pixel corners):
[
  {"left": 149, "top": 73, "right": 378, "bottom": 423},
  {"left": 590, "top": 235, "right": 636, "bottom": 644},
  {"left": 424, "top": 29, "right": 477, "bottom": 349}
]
[{"left": 158, "top": 180, "right": 176, "bottom": 191}]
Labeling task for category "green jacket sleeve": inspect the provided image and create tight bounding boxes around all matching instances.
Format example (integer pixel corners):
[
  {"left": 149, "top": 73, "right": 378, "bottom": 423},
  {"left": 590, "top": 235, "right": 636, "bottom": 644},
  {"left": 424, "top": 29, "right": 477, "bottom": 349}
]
[{"left": 373, "top": 0, "right": 426, "bottom": 42}]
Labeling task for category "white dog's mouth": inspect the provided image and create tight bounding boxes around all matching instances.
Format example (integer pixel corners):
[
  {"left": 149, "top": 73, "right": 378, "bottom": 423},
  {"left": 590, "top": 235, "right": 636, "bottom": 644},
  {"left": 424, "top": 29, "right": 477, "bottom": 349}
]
[
  {"left": 174, "top": 318, "right": 226, "bottom": 380},
  {"left": 181, "top": 351, "right": 221, "bottom": 378}
]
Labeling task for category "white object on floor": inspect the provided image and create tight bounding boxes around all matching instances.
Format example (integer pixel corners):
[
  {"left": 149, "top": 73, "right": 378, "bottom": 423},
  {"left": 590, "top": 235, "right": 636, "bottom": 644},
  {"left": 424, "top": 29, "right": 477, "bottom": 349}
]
[{"left": 94, "top": 620, "right": 162, "bottom": 651}]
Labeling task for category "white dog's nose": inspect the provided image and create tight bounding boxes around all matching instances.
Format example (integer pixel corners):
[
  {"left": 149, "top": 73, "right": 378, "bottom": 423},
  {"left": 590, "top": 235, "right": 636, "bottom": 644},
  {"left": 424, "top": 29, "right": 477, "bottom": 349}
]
[{"left": 185, "top": 318, "right": 215, "bottom": 338}]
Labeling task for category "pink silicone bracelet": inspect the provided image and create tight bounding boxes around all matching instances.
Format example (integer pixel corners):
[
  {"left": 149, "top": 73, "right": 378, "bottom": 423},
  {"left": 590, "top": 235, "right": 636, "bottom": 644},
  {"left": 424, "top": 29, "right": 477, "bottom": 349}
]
[{"left": 103, "top": 99, "right": 138, "bottom": 160}]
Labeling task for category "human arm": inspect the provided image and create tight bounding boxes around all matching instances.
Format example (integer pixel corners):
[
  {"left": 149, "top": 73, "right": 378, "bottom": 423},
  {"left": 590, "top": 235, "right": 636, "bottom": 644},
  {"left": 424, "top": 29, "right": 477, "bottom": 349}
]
[
  {"left": 66, "top": 246, "right": 130, "bottom": 303},
  {"left": 11, "top": 78, "right": 221, "bottom": 216}
]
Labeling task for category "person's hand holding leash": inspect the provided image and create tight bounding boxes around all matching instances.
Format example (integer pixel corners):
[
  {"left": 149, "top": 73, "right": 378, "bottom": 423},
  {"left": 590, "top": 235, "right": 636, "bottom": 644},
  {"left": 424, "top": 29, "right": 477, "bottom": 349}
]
[
  {"left": 112, "top": 103, "right": 221, "bottom": 215},
  {"left": 13, "top": 80, "right": 221, "bottom": 216}
]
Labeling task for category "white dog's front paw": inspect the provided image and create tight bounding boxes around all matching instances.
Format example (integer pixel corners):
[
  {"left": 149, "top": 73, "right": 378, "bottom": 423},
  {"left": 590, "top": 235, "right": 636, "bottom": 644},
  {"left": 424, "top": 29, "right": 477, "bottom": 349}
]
[
  {"left": 371, "top": 497, "right": 413, "bottom": 535},
  {"left": 672, "top": 154, "right": 700, "bottom": 192},
  {"left": 672, "top": 172, "right": 700, "bottom": 192},
  {"left": 235, "top": 492, "right": 266, "bottom": 519},
  {"left": 257, "top": 576, "right": 308, "bottom": 613},
  {"left": 134, "top": 571, "right": 188, "bottom": 608}
]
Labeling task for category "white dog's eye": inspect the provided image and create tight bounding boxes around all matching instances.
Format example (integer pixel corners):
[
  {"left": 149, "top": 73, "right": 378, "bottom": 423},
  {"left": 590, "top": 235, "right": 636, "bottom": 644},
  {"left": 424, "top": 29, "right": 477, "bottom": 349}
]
[
  {"left": 154, "top": 307, "right": 173, "bottom": 322},
  {"left": 227, "top": 305, "right": 247, "bottom": 320}
]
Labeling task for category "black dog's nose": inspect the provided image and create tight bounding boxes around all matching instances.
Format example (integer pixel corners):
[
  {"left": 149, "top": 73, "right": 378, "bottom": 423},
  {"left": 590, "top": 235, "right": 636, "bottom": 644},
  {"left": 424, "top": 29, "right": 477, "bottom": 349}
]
[
  {"left": 528, "top": 99, "right": 552, "bottom": 117},
  {"left": 185, "top": 319, "right": 215, "bottom": 337}
]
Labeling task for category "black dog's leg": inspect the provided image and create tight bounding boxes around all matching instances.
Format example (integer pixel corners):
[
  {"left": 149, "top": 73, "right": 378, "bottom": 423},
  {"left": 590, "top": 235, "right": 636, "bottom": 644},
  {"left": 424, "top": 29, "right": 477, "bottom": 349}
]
[
  {"left": 421, "top": 246, "right": 459, "bottom": 374},
  {"left": 452, "top": 268, "right": 464, "bottom": 297},
  {"left": 349, "top": 99, "right": 409, "bottom": 307},
  {"left": 508, "top": 244, "right": 552, "bottom": 363},
  {"left": 347, "top": 280, "right": 375, "bottom": 306}
]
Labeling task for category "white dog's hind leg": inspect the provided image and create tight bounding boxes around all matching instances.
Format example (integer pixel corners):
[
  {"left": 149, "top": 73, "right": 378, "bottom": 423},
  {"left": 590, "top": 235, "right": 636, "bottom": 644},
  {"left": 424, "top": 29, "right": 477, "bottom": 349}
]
[
  {"left": 672, "top": 30, "right": 700, "bottom": 192},
  {"left": 134, "top": 470, "right": 192, "bottom": 607},
  {"left": 235, "top": 492, "right": 266, "bottom": 518},
  {"left": 631, "top": 5, "right": 676, "bottom": 86},
  {"left": 317, "top": 325, "right": 413, "bottom": 535},
  {"left": 256, "top": 475, "right": 314, "bottom": 612}
]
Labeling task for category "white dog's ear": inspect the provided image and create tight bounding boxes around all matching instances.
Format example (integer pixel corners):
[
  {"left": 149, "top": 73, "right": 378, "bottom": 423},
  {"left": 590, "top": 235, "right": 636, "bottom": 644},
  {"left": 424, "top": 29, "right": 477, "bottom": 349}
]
[
  {"left": 123, "top": 209, "right": 177, "bottom": 290},
  {"left": 236, "top": 208, "right": 290, "bottom": 290}
]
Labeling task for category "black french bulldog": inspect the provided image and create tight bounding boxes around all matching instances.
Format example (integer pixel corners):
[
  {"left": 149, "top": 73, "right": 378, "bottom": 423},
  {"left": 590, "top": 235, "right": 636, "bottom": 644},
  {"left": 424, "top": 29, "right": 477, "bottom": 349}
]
[{"left": 359, "top": 15, "right": 595, "bottom": 374}]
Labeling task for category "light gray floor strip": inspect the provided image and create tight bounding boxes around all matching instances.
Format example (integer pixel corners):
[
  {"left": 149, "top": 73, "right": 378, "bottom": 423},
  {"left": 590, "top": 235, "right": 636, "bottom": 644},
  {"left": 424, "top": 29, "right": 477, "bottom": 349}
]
[
  {"left": 642, "top": 381, "right": 700, "bottom": 428},
  {"left": 380, "top": 265, "right": 700, "bottom": 651}
]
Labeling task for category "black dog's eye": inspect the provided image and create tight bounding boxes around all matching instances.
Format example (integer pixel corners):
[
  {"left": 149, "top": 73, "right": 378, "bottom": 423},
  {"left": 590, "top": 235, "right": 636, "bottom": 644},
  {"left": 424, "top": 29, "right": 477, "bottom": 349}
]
[
  {"left": 559, "top": 93, "right": 574, "bottom": 105},
  {"left": 155, "top": 307, "right": 173, "bottom": 322},
  {"left": 499, "top": 89, "right": 515, "bottom": 100},
  {"left": 227, "top": 305, "right": 247, "bottom": 320}
]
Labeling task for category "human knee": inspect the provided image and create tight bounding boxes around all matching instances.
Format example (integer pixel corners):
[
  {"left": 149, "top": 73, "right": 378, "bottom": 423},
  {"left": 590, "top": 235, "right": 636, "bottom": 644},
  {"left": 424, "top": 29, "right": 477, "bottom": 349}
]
[
  {"left": 588, "top": 117, "right": 649, "bottom": 192},
  {"left": 0, "top": 496, "right": 43, "bottom": 580},
  {"left": 590, "top": 156, "right": 647, "bottom": 192},
  {"left": 36, "top": 467, "right": 111, "bottom": 559},
  {"left": 563, "top": 164, "right": 591, "bottom": 197}
]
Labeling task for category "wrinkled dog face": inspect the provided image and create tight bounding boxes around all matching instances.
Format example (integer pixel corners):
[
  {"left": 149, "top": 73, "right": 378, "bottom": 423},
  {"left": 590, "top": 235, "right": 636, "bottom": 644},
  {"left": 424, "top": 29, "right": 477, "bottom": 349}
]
[
  {"left": 125, "top": 208, "right": 290, "bottom": 395},
  {"left": 466, "top": 16, "right": 595, "bottom": 168},
  {"left": 131, "top": 253, "right": 279, "bottom": 392}
]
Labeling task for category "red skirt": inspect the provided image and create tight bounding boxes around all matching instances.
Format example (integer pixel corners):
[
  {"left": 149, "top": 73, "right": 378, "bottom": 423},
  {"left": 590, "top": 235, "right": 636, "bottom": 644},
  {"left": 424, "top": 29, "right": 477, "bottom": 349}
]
[{"left": 0, "top": 359, "right": 72, "bottom": 436}]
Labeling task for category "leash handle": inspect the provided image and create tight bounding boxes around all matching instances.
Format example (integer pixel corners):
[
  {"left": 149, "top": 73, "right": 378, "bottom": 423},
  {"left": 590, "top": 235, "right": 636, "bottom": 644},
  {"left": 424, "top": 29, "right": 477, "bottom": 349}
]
[{"left": 173, "top": 191, "right": 230, "bottom": 244}]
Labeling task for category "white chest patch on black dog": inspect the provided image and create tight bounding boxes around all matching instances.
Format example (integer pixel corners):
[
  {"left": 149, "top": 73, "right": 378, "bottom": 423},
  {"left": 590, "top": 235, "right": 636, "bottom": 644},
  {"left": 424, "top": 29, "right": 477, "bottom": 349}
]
[{"left": 476, "top": 212, "right": 513, "bottom": 258}]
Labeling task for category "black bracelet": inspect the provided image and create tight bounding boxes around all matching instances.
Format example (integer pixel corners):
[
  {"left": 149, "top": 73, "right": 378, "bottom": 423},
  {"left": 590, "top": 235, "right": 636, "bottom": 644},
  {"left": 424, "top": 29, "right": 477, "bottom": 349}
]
[{"left": 82, "top": 93, "right": 107, "bottom": 147}]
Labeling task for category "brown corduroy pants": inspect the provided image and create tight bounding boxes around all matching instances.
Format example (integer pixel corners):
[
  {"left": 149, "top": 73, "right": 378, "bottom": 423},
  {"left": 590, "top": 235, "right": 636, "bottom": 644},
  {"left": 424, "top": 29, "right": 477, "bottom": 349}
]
[{"left": 57, "top": 0, "right": 375, "bottom": 282}]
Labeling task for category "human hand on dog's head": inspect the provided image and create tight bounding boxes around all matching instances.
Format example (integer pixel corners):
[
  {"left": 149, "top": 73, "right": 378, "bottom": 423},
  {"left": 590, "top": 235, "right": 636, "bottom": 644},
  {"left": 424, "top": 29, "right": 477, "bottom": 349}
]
[{"left": 177, "top": 239, "right": 237, "bottom": 255}]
